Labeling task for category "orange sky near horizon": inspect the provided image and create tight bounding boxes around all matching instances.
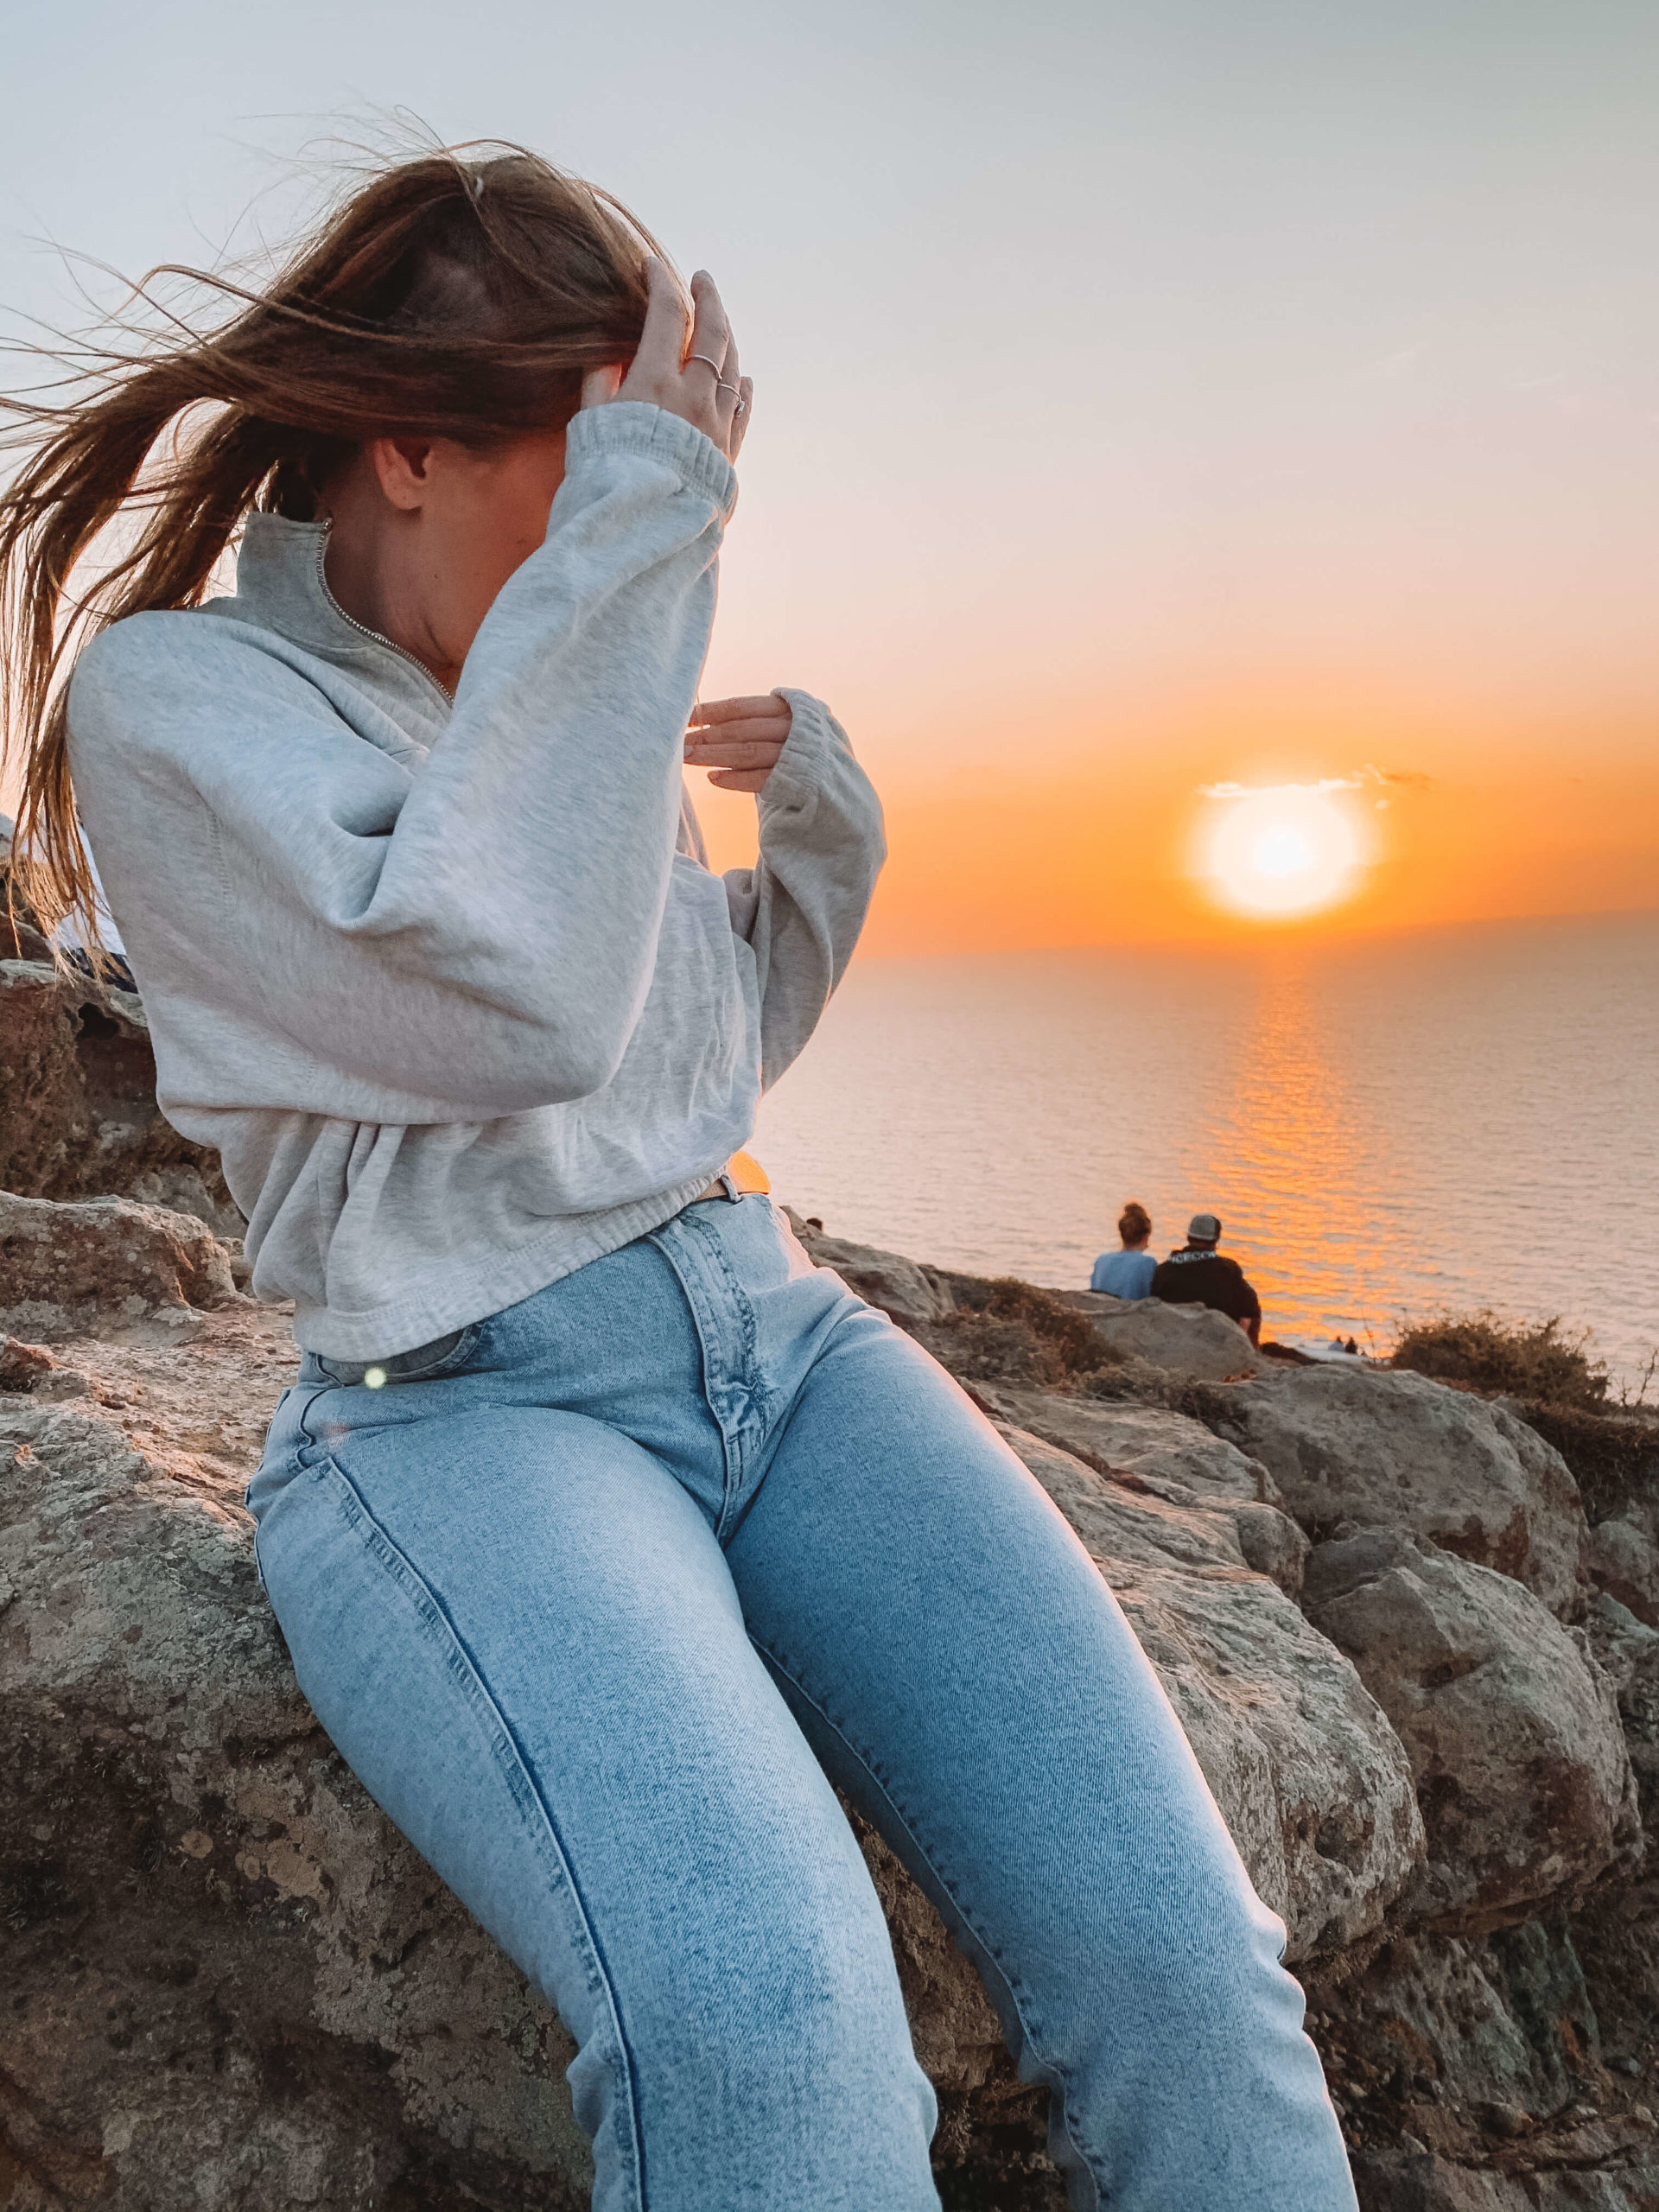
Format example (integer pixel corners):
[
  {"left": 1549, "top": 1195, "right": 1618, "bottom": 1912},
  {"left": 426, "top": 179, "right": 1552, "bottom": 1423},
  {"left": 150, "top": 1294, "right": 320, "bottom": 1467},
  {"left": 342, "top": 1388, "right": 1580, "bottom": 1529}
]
[
  {"left": 3, "top": 3, "right": 1659, "bottom": 957},
  {"left": 693, "top": 674, "right": 1659, "bottom": 956}
]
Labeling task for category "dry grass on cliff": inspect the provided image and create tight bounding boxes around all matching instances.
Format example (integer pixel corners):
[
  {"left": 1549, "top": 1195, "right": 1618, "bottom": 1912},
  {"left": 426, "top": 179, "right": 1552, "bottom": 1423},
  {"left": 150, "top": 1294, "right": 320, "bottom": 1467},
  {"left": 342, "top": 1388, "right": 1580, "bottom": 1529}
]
[
  {"left": 1391, "top": 1309, "right": 1659, "bottom": 1512},
  {"left": 1391, "top": 1310, "right": 1616, "bottom": 1411},
  {"left": 915, "top": 1276, "right": 1128, "bottom": 1393}
]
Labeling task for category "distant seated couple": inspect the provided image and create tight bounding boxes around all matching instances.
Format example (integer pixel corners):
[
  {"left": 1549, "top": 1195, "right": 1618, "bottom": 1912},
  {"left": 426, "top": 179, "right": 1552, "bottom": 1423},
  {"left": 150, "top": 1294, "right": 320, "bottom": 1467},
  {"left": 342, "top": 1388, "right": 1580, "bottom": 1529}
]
[{"left": 1092, "top": 1202, "right": 1263, "bottom": 1346}]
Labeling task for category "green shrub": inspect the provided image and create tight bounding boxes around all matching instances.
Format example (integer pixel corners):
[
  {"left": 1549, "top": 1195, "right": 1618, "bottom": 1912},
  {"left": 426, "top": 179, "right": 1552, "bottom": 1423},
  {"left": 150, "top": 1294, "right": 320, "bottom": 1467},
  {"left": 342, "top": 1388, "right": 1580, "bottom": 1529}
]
[{"left": 1390, "top": 1311, "right": 1611, "bottom": 1412}]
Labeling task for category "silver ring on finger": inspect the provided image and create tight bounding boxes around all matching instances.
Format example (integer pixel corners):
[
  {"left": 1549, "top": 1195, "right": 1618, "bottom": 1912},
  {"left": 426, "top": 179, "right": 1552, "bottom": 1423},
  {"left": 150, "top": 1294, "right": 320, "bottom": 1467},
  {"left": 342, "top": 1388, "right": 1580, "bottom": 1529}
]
[{"left": 686, "top": 352, "right": 726, "bottom": 377}]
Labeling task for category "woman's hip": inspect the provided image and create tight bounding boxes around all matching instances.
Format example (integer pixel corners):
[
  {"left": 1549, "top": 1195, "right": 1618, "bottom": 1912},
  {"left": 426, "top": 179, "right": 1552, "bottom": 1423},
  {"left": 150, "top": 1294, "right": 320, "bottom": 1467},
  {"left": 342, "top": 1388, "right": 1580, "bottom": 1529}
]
[{"left": 247, "top": 1192, "right": 866, "bottom": 1538}]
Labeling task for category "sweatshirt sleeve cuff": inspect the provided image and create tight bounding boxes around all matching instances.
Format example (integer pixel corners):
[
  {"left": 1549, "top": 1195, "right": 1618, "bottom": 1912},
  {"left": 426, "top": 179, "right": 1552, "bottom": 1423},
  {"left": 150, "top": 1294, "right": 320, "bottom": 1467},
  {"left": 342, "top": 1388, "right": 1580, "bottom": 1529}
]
[
  {"left": 757, "top": 690, "right": 841, "bottom": 828},
  {"left": 565, "top": 402, "right": 738, "bottom": 516},
  {"left": 758, "top": 691, "right": 887, "bottom": 860}
]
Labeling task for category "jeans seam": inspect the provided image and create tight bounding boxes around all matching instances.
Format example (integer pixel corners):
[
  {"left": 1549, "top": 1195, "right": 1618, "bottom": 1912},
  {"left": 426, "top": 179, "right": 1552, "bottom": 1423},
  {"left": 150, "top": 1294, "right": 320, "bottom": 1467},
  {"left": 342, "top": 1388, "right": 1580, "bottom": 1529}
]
[
  {"left": 650, "top": 1213, "right": 760, "bottom": 1541},
  {"left": 320, "top": 1454, "right": 650, "bottom": 2211},
  {"left": 749, "top": 1634, "right": 1106, "bottom": 2205},
  {"left": 693, "top": 1212, "right": 762, "bottom": 1539},
  {"left": 294, "top": 1383, "right": 338, "bottom": 1455}
]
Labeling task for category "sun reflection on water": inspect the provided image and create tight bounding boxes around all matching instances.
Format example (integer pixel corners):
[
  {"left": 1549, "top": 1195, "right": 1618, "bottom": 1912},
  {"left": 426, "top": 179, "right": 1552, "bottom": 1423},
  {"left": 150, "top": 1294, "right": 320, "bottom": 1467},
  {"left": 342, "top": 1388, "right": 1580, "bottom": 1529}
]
[
  {"left": 1208, "top": 955, "right": 1394, "bottom": 1349},
  {"left": 752, "top": 915, "right": 1659, "bottom": 1388}
]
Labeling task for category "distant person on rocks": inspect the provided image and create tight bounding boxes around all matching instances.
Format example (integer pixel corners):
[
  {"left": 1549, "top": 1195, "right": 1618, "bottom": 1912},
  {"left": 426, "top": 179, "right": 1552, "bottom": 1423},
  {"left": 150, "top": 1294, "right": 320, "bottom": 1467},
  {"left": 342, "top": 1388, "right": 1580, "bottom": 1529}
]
[
  {"left": 1090, "top": 1200, "right": 1157, "bottom": 1299},
  {"left": 0, "top": 144, "right": 1355, "bottom": 2212},
  {"left": 1153, "top": 1212, "right": 1264, "bottom": 1346}
]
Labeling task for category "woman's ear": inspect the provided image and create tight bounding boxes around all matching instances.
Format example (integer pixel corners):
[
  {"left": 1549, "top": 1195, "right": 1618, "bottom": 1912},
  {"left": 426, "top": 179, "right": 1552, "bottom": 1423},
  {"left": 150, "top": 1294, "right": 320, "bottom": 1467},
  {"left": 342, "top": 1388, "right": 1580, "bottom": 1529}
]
[{"left": 368, "top": 435, "right": 439, "bottom": 512}]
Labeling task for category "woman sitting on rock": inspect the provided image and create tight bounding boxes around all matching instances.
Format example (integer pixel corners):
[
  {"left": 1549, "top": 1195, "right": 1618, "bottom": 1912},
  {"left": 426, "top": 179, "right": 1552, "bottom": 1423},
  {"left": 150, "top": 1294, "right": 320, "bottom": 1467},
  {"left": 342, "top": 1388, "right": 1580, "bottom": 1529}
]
[{"left": 0, "top": 147, "right": 1357, "bottom": 2211}]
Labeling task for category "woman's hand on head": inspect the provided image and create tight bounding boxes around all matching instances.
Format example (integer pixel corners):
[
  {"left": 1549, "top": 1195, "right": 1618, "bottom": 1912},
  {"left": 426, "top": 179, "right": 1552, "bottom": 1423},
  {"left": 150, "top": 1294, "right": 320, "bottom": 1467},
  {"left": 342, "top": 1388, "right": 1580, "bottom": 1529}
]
[
  {"left": 581, "top": 260, "right": 753, "bottom": 461},
  {"left": 684, "top": 694, "right": 791, "bottom": 791}
]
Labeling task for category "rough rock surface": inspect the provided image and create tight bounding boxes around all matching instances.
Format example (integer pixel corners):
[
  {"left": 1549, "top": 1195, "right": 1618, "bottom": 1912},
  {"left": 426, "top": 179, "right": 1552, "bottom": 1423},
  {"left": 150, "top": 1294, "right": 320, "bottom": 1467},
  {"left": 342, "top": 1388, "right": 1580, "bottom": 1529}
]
[
  {"left": 2, "top": 1341, "right": 592, "bottom": 2209},
  {"left": 1193, "top": 1364, "right": 1588, "bottom": 1615},
  {"left": 995, "top": 1421, "right": 1424, "bottom": 1958},
  {"left": 1303, "top": 1531, "right": 1638, "bottom": 1931},
  {"left": 1519, "top": 1402, "right": 1659, "bottom": 1633},
  {"left": 1319, "top": 1914, "right": 1659, "bottom": 2209},
  {"left": 0, "top": 1313, "right": 1050, "bottom": 2209},
  {"left": 0, "top": 1301, "right": 1417, "bottom": 2207},
  {"left": 785, "top": 1219, "right": 955, "bottom": 1327},
  {"left": 0, "top": 955, "right": 240, "bottom": 1230},
  {"left": 1060, "top": 1290, "right": 1264, "bottom": 1379},
  {"left": 1585, "top": 1510, "right": 1659, "bottom": 1631},
  {"left": 7, "top": 1184, "right": 1659, "bottom": 2207},
  {"left": 1297, "top": 1588, "right": 1659, "bottom": 2208},
  {"left": 0, "top": 1189, "right": 237, "bottom": 1343},
  {"left": 973, "top": 1379, "right": 1309, "bottom": 1594}
]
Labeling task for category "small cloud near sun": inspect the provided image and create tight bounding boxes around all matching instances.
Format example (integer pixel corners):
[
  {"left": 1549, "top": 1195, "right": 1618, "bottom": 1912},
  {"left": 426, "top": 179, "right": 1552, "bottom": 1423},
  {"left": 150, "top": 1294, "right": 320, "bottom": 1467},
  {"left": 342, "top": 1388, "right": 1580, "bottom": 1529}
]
[{"left": 1196, "top": 766, "right": 1434, "bottom": 800}]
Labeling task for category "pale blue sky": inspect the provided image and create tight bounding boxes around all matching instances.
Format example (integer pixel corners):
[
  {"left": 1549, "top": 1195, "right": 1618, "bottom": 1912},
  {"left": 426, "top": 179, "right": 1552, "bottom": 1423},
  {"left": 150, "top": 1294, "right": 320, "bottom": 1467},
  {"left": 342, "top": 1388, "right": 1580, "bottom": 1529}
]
[{"left": 3, "top": 1, "right": 1657, "bottom": 935}]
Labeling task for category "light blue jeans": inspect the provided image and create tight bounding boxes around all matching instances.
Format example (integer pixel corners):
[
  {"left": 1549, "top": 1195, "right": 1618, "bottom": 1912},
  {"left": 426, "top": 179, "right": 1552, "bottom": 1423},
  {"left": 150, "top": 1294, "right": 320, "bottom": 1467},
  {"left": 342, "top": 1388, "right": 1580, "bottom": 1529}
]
[{"left": 249, "top": 1192, "right": 1356, "bottom": 2212}]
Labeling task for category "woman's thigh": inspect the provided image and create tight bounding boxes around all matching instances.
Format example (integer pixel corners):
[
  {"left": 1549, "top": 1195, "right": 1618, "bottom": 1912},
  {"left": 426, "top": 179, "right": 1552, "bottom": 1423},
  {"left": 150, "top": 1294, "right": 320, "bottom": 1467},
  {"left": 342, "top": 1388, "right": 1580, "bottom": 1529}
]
[
  {"left": 251, "top": 1402, "right": 938, "bottom": 2212},
  {"left": 726, "top": 1311, "right": 1357, "bottom": 2212}
]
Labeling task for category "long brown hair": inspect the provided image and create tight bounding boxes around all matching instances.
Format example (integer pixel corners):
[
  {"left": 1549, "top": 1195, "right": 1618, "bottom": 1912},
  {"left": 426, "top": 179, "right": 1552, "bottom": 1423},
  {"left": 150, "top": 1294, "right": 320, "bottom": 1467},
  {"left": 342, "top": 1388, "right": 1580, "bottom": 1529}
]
[{"left": 0, "top": 143, "right": 659, "bottom": 958}]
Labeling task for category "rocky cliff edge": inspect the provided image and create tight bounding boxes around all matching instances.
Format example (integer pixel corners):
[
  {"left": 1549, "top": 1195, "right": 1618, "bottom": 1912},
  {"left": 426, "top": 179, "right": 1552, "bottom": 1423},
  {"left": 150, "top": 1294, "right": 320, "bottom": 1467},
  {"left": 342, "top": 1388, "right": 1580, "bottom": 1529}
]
[{"left": 4, "top": 940, "right": 1659, "bottom": 2209}]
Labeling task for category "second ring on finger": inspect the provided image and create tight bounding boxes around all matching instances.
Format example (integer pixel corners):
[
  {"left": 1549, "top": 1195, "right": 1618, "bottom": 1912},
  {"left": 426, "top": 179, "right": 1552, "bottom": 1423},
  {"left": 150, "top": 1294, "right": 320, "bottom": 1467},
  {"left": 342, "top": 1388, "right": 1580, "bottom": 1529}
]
[
  {"left": 715, "top": 334, "right": 742, "bottom": 412},
  {"left": 687, "top": 348, "right": 743, "bottom": 421}
]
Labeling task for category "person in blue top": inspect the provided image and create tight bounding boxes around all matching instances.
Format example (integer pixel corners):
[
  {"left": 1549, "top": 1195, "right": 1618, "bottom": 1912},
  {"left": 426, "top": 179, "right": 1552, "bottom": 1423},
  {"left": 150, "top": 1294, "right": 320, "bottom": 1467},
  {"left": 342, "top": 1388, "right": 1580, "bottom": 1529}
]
[{"left": 1091, "top": 1200, "right": 1158, "bottom": 1298}]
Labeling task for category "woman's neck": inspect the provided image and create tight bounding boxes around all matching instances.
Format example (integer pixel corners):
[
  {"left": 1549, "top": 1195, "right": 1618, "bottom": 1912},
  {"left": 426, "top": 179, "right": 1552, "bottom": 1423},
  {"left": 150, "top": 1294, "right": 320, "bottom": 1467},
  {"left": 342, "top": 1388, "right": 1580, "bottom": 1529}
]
[{"left": 317, "top": 467, "right": 464, "bottom": 695}]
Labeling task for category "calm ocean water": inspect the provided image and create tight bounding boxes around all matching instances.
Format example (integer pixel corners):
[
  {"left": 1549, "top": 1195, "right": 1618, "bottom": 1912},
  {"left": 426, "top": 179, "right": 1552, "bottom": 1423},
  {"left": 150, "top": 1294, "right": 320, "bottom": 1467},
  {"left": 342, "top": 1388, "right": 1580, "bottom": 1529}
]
[{"left": 753, "top": 910, "right": 1659, "bottom": 1388}]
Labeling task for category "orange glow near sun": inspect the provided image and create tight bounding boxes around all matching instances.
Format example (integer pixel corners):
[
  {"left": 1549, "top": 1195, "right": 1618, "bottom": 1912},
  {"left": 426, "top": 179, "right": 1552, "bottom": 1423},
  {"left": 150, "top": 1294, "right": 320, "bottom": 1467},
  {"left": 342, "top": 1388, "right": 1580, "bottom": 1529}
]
[{"left": 1192, "top": 785, "right": 1370, "bottom": 921}]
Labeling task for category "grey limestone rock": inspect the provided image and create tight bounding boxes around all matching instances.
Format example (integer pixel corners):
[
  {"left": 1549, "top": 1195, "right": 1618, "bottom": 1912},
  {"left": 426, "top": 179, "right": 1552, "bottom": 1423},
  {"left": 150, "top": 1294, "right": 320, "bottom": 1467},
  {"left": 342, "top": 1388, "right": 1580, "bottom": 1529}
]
[
  {"left": 0, "top": 1188, "right": 237, "bottom": 1343},
  {"left": 1039, "top": 1285, "right": 1266, "bottom": 1379},
  {"left": 1193, "top": 1364, "right": 1588, "bottom": 1616},
  {"left": 1584, "top": 1510, "right": 1659, "bottom": 1632},
  {"left": 1303, "top": 1531, "right": 1639, "bottom": 1934},
  {"left": 972, "top": 1381, "right": 1309, "bottom": 1594},
  {"left": 8, "top": 1167, "right": 1659, "bottom": 2206},
  {"left": 0, "top": 1316, "right": 1045, "bottom": 2209},
  {"left": 1, "top": 1384, "right": 595, "bottom": 2209},
  {"left": 780, "top": 1208, "right": 955, "bottom": 1326},
  {"left": 1080, "top": 1293, "right": 1264, "bottom": 1380}
]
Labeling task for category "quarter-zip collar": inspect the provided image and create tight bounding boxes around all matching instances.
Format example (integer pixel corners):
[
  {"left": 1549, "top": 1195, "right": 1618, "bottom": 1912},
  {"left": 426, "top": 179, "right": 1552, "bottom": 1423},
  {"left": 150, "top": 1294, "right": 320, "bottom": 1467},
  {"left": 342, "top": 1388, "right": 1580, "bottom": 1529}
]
[
  {"left": 207, "top": 512, "right": 454, "bottom": 746},
  {"left": 209, "top": 508, "right": 706, "bottom": 853}
]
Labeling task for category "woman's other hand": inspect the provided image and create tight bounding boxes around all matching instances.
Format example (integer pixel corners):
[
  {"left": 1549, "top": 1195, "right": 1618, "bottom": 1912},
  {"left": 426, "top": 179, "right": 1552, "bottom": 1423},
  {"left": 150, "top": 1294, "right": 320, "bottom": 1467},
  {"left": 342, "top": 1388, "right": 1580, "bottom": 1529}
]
[
  {"left": 684, "top": 694, "right": 791, "bottom": 791},
  {"left": 581, "top": 260, "right": 753, "bottom": 461}
]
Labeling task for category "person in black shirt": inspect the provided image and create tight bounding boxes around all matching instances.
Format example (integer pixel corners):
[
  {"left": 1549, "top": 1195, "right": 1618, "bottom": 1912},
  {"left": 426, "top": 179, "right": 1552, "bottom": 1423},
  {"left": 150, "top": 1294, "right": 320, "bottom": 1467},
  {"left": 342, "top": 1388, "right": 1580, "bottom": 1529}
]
[{"left": 1150, "top": 1213, "right": 1262, "bottom": 1345}]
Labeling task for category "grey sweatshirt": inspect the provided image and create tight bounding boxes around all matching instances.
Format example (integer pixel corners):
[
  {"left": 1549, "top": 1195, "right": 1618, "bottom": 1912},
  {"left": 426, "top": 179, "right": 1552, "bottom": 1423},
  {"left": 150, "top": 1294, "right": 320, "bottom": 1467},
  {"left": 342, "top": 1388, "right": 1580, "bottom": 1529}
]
[{"left": 66, "top": 403, "right": 885, "bottom": 1356}]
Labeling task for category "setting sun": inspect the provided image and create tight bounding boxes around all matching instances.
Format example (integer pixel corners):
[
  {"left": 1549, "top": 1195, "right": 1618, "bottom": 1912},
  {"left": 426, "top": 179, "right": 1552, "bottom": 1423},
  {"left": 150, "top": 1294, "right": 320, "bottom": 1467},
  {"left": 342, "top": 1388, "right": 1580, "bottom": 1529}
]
[{"left": 1192, "top": 785, "right": 1369, "bottom": 921}]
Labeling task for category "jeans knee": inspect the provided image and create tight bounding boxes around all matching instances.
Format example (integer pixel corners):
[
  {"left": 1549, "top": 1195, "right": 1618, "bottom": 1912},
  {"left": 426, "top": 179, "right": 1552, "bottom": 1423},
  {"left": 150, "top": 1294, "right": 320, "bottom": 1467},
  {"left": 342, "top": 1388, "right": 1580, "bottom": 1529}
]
[
  {"left": 611, "top": 1907, "right": 938, "bottom": 2210},
  {"left": 675, "top": 1858, "right": 926, "bottom": 2085},
  {"left": 682, "top": 1903, "right": 918, "bottom": 2088},
  {"left": 1153, "top": 1878, "right": 1299, "bottom": 2031}
]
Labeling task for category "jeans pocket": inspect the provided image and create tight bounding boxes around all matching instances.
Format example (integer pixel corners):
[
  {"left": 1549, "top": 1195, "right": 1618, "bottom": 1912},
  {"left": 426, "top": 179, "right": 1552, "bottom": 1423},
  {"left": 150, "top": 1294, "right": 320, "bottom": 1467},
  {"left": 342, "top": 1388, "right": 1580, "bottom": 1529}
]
[{"left": 313, "top": 1320, "right": 485, "bottom": 1390}]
